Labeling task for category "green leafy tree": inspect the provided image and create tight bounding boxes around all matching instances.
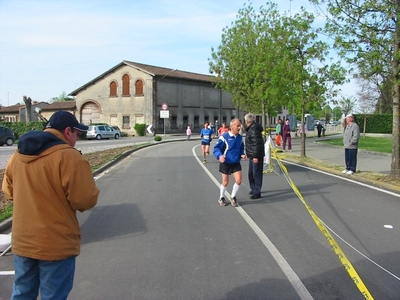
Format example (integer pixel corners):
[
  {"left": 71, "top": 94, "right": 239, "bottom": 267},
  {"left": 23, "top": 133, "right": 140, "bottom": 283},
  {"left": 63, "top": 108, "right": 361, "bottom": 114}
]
[
  {"left": 209, "top": 2, "right": 290, "bottom": 129},
  {"left": 281, "top": 8, "right": 346, "bottom": 156},
  {"left": 309, "top": 0, "right": 400, "bottom": 177},
  {"left": 50, "top": 90, "right": 75, "bottom": 103},
  {"left": 209, "top": 2, "right": 346, "bottom": 157},
  {"left": 336, "top": 96, "right": 356, "bottom": 117}
]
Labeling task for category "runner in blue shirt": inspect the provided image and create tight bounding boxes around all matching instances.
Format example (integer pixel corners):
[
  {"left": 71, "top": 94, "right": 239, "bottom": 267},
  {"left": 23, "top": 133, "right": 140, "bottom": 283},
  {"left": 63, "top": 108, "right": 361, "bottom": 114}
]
[
  {"left": 213, "top": 118, "right": 246, "bottom": 207},
  {"left": 200, "top": 122, "right": 214, "bottom": 164}
]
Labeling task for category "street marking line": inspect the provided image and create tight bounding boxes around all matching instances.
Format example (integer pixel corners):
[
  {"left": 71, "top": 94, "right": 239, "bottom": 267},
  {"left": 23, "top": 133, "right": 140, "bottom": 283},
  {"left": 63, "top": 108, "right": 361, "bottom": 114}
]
[
  {"left": 272, "top": 149, "right": 374, "bottom": 300},
  {"left": 282, "top": 160, "right": 400, "bottom": 198},
  {"left": 192, "top": 146, "right": 314, "bottom": 300},
  {"left": 0, "top": 271, "right": 15, "bottom": 275}
]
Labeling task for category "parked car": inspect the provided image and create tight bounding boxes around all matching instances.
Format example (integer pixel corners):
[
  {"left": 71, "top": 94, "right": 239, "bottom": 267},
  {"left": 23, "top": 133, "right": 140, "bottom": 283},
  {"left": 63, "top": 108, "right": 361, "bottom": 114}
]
[
  {"left": 86, "top": 125, "right": 120, "bottom": 140},
  {"left": 0, "top": 126, "right": 15, "bottom": 146}
]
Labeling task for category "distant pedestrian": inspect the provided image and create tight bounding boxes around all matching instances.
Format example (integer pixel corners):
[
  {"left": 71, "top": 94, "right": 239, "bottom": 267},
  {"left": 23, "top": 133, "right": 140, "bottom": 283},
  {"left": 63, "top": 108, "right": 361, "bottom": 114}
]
[
  {"left": 186, "top": 125, "right": 192, "bottom": 141},
  {"left": 200, "top": 122, "right": 214, "bottom": 163},
  {"left": 218, "top": 122, "right": 229, "bottom": 136},
  {"left": 244, "top": 113, "right": 265, "bottom": 199},
  {"left": 316, "top": 121, "right": 324, "bottom": 138},
  {"left": 342, "top": 114, "right": 360, "bottom": 175},
  {"left": 275, "top": 119, "right": 282, "bottom": 146},
  {"left": 213, "top": 118, "right": 246, "bottom": 207},
  {"left": 282, "top": 119, "right": 292, "bottom": 151}
]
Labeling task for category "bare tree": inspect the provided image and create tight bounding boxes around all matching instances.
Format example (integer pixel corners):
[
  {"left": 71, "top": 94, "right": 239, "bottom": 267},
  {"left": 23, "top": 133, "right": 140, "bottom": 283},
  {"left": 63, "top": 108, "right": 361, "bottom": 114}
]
[{"left": 23, "top": 95, "right": 32, "bottom": 122}]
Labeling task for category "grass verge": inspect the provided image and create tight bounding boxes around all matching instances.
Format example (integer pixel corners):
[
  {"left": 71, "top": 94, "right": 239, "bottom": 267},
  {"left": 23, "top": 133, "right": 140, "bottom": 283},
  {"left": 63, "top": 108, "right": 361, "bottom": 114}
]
[{"left": 0, "top": 144, "right": 149, "bottom": 223}]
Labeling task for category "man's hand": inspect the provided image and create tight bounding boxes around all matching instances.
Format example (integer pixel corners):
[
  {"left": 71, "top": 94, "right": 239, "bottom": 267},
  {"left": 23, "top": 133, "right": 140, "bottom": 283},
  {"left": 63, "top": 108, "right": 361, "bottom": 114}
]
[
  {"left": 253, "top": 157, "right": 259, "bottom": 164},
  {"left": 219, "top": 156, "right": 225, "bottom": 163},
  {"left": 241, "top": 154, "right": 247, "bottom": 161}
]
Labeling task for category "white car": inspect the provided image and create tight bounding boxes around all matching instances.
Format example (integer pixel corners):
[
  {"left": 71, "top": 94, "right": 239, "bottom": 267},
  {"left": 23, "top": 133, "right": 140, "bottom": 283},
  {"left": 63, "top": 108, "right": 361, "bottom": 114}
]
[{"left": 86, "top": 125, "right": 120, "bottom": 140}]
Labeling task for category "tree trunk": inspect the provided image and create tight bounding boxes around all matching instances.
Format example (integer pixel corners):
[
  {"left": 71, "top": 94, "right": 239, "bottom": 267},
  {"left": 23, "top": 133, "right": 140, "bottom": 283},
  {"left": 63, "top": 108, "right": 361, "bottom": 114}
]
[
  {"left": 390, "top": 3, "right": 400, "bottom": 178},
  {"left": 23, "top": 95, "right": 32, "bottom": 122},
  {"left": 301, "top": 105, "right": 306, "bottom": 157}
]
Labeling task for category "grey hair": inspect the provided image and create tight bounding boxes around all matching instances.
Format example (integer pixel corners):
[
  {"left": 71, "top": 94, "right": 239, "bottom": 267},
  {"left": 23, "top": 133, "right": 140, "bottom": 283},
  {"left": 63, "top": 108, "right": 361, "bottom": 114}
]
[
  {"left": 230, "top": 118, "right": 241, "bottom": 127},
  {"left": 244, "top": 113, "right": 255, "bottom": 123}
]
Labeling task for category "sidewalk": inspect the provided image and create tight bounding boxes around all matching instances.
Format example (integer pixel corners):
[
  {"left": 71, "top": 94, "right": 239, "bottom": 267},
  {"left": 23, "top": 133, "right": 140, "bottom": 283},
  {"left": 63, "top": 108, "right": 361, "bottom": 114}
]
[{"left": 282, "top": 134, "right": 392, "bottom": 175}]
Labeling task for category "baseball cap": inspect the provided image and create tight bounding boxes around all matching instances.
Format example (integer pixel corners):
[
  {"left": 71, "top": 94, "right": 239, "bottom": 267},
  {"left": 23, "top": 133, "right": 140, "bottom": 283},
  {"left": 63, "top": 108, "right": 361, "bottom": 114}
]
[
  {"left": 46, "top": 110, "right": 89, "bottom": 132},
  {"left": 345, "top": 114, "right": 354, "bottom": 118}
]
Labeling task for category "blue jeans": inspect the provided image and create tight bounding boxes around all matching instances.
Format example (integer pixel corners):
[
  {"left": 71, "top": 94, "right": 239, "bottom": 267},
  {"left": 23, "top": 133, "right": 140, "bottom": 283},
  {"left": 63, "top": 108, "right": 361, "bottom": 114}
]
[
  {"left": 248, "top": 158, "right": 263, "bottom": 196},
  {"left": 345, "top": 148, "right": 358, "bottom": 172},
  {"left": 12, "top": 255, "right": 76, "bottom": 300}
]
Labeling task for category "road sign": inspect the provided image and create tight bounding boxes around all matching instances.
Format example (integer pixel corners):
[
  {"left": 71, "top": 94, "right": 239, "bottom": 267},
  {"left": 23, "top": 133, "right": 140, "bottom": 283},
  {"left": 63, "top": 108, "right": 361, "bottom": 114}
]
[
  {"left": 147, "top": 124, "right": 153, "bottom": 133},
  {"left": 161, "top": 103, "right": 168, "bottom": 110},
  {"left": 160, "top": 110, "right": 169, "bottom": 118}
]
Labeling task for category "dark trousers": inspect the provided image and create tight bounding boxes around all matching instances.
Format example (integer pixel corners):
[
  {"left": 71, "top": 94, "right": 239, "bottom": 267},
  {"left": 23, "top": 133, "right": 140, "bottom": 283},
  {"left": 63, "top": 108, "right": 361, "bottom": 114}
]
[
  {"left": 345, "top": 148, "right": 358, "bottom": 172},
  {"left": 248, "top": 158, "right": 263, "bottom": 196},
  {"left": 282, "top": 134, "right": 291, "bottom": 150}
]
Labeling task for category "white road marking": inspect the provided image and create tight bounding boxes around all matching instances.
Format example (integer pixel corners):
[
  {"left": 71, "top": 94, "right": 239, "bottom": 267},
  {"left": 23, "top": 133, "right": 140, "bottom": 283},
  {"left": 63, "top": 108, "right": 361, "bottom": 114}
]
[{"left": 192, "top": 145, "right": 314, "bottom": 300}]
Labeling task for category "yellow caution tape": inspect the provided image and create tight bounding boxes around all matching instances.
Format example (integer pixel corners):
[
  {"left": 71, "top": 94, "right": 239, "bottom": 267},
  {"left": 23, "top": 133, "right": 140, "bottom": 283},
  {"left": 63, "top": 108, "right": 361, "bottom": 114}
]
[{"left": 269, "top": 147, "right": 374, "bottom": 300}]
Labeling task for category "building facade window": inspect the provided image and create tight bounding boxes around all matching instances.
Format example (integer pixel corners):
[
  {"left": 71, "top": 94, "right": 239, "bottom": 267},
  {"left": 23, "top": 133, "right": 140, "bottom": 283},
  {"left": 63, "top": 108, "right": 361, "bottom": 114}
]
[
  {"left": 122, "top": 74, "right": 130, "bottom": 96},
  {"left": 122, "top": 115, "right": 130, "bottom": 128},
  {"left": 194, "top": 116, "right": 199, "bottom": 129},
  {"left": 183, "top": 116, "right": 188, "bottom": 126},
  {"left": 110, "top": 81, "right": 117, "bottom": 97},
  {"left": 171, "top": 116, "right": 177, "bottom": 129},
  {"left": 135, "top": 79, "right": 144, "bottom": 96}
]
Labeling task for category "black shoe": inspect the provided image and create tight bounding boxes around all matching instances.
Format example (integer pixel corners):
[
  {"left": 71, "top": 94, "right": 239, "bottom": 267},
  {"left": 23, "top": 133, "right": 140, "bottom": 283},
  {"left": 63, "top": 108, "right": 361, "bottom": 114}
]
[
  {"left": 249, "top": 191, "right": 253, "bottom": 195},
  {"left": 250, "top": 194, "right": 261, "bottom": 199}
]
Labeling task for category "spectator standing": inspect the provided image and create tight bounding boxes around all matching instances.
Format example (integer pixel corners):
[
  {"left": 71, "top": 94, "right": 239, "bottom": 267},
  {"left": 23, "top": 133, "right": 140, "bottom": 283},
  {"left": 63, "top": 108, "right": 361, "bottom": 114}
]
[
  {"left": 186, "top": 125, "right": 192, "bottom": 141},
  {"left": 342, "top": 114, "right": 360, "bottom": 175},
  {"left": 2, "top": 110, "right": 99, "bottom": 299},
  {"left": 316, "top": 121, "right": 324, "bottom": 138},
  {"left": 275, "top": 119, "right": 282, "bottom": 136},
  {"left": 282, "top": 119, "right": 292, "bottom": 151},
  {"left": 244, "top": 113, "right": 265, "bottom": 199},
  {"left": 200, "top": 121, "right": 214, "bottom": 163},
  {"left": 213, "top": 118, "right": 246, "bottom": 207},
  {"left": 275, "top": 119, "right": 282, "bottom": 146}
]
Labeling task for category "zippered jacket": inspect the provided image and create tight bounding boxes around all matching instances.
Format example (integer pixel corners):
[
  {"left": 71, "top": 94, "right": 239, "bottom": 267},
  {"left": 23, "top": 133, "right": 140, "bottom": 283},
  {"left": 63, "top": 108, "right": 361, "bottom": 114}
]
[
  {"left": 2, "top": 128, "right": 99, "bottom": 260},
  {"left": 213, "top": 131, "right": 245, "bottom": 164},
  {"left": 343, "top": 123, "right": 360, "bottom": 149},
  {"left": 245, "top": 121, "right": 265, "bottom": 158}
]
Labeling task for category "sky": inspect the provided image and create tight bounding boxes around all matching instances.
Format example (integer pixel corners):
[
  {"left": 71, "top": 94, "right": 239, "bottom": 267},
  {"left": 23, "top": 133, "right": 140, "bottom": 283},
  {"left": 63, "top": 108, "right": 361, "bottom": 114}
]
[{"left": 0, "top": 0, "right": 357, "bottom": 106}]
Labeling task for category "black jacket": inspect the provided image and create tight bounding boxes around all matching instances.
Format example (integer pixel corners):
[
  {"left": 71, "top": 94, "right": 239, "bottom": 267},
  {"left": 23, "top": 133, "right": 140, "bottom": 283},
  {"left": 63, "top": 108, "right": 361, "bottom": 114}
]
[{"left": 245, "top": 121, "right": 265, "bottom": 158}]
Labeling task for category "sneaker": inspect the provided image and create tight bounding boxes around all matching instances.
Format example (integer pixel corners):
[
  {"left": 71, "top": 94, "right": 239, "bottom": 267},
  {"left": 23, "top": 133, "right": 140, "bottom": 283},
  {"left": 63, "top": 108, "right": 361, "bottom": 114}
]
[
  {"left": 218, "top": 197, "right": 227, "bottom": 206},
  {"left": 342, "top": 169, "right": 348, "bottom": 173},
  {"left": 346, "top": 170, "right": 354, "bottom": 175},
  {"left": 203, "top": 160, "right": 206, "bottom": 164},
  {"left": 250, "top": 194, "right": 261, "bottom": 199},
  {"left": 249, "top": 191, "right": 253, "bottom": 195},
  {"left": 230, "top": 197, "right": 238, "bottom": 207}
]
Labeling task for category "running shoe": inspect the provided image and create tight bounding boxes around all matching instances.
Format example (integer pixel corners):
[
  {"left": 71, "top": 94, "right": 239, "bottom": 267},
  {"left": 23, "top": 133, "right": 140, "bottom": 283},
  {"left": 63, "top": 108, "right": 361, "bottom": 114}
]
[
  {"left": 230, "top": 197, "right": 238, "bottom": 207},
  {"left": 218, "top": 197, "right": 227, "bottom": 206}
]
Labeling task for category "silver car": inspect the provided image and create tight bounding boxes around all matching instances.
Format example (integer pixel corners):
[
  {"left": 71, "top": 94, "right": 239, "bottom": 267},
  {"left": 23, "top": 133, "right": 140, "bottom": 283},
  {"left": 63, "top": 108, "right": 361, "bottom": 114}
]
[{"left": 86, "top": 125, "right": 120, "bottom": 140}]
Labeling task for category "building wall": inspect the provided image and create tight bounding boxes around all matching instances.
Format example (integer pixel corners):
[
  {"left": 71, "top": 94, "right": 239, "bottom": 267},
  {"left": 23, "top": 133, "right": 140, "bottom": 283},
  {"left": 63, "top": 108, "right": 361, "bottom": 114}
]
[
  {"left": 75, "top": 65, "right": 154, "bottom": 135},
  {"left": 75, "top": 65, "right": 241, "bottom": 136}
]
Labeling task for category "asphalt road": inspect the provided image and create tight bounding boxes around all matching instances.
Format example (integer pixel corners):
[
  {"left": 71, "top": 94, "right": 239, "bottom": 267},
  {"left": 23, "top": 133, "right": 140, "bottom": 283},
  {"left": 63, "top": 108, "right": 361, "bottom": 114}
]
[{"left": 1, "top": 139, "right": 400, "bottom": 299}]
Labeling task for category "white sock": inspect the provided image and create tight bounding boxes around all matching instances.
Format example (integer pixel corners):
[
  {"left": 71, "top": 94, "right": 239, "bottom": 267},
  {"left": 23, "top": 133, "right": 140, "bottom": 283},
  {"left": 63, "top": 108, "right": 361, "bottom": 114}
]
[
  {"left": 231, "top": 183, "right": 240, "bottom": 198},
  {"left": 220, "top": 185, "right": 226, "bottom": 199}
]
